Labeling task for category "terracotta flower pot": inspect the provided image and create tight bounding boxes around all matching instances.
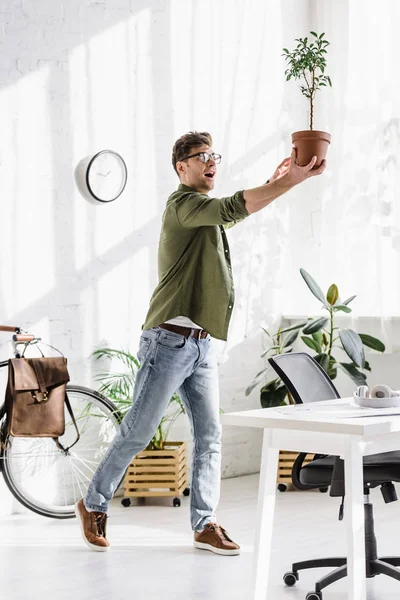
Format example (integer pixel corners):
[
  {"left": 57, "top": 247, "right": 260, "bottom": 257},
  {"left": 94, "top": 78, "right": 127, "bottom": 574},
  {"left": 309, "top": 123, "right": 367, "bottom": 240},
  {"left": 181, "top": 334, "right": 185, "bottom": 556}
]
[{"left": 291, "top": 130, "right": 331, "bottom": 168}]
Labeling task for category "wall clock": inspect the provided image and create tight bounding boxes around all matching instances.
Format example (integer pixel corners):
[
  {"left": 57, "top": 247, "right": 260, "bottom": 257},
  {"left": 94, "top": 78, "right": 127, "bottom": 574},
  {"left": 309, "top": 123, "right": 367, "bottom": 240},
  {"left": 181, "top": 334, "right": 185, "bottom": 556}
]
[{"left": 86, "top": 150, "right": 127, "bottom": 202}]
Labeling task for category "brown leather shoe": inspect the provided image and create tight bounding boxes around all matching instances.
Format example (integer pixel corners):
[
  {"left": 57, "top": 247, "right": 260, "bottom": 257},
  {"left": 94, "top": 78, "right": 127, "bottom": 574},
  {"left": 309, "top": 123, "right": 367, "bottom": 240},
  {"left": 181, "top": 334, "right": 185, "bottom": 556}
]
[
  {"left": 75, "top": 499, "right": 110, "bottom": 552},
  {"left": 194, "top": 523, "right": 240, "bottom": 556}
]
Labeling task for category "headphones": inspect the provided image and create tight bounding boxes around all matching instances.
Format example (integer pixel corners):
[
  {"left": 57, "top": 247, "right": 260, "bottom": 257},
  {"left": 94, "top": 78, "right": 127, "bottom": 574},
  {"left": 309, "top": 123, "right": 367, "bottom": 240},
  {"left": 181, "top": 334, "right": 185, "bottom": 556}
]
[{"left": 356, "top": 384, "right": 400, "bottom": 399}]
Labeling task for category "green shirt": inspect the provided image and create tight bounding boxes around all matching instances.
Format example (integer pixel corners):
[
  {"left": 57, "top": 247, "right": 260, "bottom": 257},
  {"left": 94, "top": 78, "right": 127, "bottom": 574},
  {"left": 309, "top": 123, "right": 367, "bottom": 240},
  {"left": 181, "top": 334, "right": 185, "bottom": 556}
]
[{"left": 142, "top": 183, "right": 249, "bottom": 340}]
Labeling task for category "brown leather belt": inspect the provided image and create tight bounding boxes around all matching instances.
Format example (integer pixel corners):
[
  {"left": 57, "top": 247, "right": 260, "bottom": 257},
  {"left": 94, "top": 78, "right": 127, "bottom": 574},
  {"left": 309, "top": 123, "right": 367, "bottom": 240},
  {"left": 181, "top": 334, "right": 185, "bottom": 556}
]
[{"left": 159, "top": 323, "right": 208, "bottom": 340}]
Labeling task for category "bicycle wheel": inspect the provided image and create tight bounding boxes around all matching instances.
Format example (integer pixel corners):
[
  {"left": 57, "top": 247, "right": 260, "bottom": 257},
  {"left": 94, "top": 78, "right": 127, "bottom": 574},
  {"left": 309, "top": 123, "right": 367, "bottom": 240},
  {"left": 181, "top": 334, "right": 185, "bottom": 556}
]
[{"left": 1, "top": 385, "right": 122, "bottom": 519}]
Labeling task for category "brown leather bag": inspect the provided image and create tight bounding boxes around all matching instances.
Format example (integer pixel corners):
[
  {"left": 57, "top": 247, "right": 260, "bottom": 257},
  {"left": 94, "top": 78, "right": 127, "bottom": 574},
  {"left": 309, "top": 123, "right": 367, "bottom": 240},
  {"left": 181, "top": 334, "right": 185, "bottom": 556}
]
[{"left": 4, "top": 357, "right": 80, "bottom": 450}]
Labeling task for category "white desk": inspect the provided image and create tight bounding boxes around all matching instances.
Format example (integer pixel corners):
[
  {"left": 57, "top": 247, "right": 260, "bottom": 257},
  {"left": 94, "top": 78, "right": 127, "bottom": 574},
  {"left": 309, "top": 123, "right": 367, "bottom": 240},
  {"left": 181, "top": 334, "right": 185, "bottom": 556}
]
[{"left": 221, "top": 398, "right": 400, "bottom": 600}]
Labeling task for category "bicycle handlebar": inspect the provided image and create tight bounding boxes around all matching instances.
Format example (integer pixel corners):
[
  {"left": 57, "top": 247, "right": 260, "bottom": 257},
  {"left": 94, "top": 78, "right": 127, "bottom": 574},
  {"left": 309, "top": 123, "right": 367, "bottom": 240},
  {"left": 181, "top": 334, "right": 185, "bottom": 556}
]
[
  {"left": 0, "top": 325, "right": 20, "bottom": 333},
  {"left": 14, "top": 334, "right": 36, "bottom": 342}
]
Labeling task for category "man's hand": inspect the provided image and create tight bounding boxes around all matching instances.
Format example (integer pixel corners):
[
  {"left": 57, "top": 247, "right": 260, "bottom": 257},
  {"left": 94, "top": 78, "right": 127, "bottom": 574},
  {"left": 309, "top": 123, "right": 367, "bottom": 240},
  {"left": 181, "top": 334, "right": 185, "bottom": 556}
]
[
  {"left": 269, "top": 148, "right": 326, "bottom": 185},
  {"left": 268, "top": 156, "right": 291, "bottom": 182},
  {"left": 244, "top": 148, "right": 327, "bottom": 215}
]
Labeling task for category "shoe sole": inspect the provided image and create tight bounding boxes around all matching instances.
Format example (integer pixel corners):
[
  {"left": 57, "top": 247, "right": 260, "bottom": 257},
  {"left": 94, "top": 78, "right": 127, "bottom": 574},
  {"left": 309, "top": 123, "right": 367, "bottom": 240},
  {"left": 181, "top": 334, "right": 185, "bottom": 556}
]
[
  {"left": 194, "top": 541, "right": 240, "bottom": 556},
  {"left": 74, "top": 502, "right": 110, "bottom": 552}
]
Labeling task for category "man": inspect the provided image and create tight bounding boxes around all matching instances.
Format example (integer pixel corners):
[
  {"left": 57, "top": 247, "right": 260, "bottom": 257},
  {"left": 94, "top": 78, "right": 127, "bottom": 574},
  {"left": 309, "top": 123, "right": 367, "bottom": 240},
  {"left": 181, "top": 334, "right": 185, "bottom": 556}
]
[{"left": 76, "top": 131, "right": 326, "bottom": 554}]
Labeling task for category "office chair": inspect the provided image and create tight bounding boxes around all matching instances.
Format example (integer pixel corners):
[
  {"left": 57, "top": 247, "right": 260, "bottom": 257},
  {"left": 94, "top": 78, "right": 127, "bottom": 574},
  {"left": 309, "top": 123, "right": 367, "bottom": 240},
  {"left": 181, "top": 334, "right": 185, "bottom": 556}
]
[{"left": 269, "top": 352, "right": 400, "bottom": 600}]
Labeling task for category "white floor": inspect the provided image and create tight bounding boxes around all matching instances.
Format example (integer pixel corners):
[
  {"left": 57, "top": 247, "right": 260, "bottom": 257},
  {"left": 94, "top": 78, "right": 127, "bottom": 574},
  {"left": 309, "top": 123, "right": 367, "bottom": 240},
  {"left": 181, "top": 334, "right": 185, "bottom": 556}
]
[{"left": 1, "top": 474, "right": 400, "bottom": 600}]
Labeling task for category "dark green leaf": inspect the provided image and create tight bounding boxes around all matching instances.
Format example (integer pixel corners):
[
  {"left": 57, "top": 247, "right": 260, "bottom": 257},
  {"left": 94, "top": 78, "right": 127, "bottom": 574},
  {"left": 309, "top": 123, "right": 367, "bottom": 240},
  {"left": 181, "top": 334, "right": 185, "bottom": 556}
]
[
  {"left": 300, "top": 268, "right": 328, "bottom": 306},
  {"left": 339, "top": 329, "right": 365, "bottom": 368},
  {"left": 301, "top": 336, "right": 322, "bottom": 353},
  {"left": 260, "top": 382, "right": 288, "bottom": 408},
  {"left": 282, "top": 329, "right": 299, "bottom": 348},
  {"left": 364, "top": 360, "right": 371, "bottom": 372},
  {"left": 338, "top": 362, "right": 367, "bottom": 386},
  {"left": 280, "top": 321, "right": 308, "bottom": 333},
  {"left": 359, "top": 334, "right": 385, "bottom": 353},
  {"left": 314, "top": 352, "right": 330, "bottom": 373},
  {"left": 302, "top": 317, "right": 329, "bottom": 334}
]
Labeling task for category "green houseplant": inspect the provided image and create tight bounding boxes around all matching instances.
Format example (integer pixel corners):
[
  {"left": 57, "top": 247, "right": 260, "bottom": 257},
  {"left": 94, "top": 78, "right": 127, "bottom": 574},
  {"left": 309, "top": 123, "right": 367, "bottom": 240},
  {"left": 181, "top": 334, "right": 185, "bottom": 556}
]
[
  {"left": 282, "top": 31, "right": 332, "bottom": 167},
  {"left": 92, "top": 347, "right": 185, "bottom": 450},
  {"left": 246, "top": 268, "right": 386, "bottom": 408}
]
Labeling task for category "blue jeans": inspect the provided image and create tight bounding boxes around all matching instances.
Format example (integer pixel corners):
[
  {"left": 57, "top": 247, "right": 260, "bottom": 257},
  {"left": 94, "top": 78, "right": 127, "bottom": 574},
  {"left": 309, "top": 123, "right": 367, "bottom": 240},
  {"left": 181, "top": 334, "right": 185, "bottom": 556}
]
[{"left": 84, "top": 326, "right": 221, "bottom": 531}]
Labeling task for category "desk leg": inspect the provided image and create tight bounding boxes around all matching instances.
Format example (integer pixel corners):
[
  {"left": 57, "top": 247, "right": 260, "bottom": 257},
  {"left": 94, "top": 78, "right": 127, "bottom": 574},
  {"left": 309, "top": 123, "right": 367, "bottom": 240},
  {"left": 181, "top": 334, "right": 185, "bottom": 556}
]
[
  {"left": 252, "top": 429, "right": 279, "bottom": 600},
  {"left": 344, "top": 439, "right": 366, "bottom": 600}
]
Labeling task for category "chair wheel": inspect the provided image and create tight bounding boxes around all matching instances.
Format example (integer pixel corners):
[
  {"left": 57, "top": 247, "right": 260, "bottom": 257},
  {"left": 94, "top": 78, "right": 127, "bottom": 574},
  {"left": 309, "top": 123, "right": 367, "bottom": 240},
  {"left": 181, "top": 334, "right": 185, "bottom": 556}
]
[
  {"left": 173, "top": 498, "right": 181, "bottom": 507},
  {"left": 306, "top": 592, "right": 322, "bottom": 600},
  {"left": 121, "top": 498, "right": 131, "bottom": 507},
  {"left": 283, "top": 571, "right": 298, "bottom": 586},
  {"left": 319, "top": 487, "right": 328, "bottom": 493},
  {"left": 277, "top": 483, "right": 288, "bottom": 492},
  {"left": 183, "top": 487, "right": 190, "bottom": 496}
]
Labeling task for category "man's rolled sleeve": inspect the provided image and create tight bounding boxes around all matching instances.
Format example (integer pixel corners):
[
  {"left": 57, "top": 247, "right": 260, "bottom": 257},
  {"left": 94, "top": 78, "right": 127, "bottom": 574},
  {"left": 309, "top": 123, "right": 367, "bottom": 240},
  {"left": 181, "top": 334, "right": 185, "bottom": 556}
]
[{"left": 176, "top": 190, "right": 249, "bottom": 229}]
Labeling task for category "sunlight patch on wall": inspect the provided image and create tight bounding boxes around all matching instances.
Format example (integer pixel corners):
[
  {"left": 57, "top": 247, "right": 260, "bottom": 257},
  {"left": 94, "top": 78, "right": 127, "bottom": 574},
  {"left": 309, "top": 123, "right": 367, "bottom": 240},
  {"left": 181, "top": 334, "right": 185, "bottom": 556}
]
[{"left": 0, "top": 66, "right": 55, "bottom": 316}]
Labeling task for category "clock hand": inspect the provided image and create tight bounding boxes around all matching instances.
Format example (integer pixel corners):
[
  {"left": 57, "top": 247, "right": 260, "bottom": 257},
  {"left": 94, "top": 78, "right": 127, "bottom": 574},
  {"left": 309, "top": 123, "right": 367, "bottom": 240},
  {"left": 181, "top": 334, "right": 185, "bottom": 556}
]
[{"left": 97, "top": 171, "right": 111, "bottom": 177}]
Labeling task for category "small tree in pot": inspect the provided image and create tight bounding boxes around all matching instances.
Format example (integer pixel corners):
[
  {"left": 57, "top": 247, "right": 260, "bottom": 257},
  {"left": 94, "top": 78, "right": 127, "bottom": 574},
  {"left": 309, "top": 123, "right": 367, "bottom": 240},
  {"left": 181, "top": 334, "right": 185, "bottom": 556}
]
[{"left": 282, "top": 31, "right": 332, "bottom": 167}]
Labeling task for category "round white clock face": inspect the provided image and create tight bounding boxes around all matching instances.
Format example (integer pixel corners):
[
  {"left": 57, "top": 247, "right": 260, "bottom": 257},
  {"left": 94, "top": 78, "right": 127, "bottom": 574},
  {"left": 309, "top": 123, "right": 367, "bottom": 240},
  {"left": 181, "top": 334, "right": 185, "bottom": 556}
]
[{"left": 86, "top": 150, "right": 127, "bottom": 202}]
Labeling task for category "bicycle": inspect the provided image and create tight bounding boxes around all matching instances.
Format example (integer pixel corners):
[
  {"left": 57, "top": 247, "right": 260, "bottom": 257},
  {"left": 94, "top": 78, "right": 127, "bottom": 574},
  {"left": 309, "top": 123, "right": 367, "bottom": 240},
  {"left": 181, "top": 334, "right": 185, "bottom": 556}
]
[{"left": 0, "top": 325, "right": 122, "bottom": 519}]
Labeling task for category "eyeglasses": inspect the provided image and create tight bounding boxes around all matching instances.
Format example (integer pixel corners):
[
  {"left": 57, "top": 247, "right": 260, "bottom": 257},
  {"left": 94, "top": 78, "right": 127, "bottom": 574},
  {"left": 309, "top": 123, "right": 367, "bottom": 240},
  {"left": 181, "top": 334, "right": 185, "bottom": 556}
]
[{"left": 180, "top": 152, "right": 222, "bottom": 164}]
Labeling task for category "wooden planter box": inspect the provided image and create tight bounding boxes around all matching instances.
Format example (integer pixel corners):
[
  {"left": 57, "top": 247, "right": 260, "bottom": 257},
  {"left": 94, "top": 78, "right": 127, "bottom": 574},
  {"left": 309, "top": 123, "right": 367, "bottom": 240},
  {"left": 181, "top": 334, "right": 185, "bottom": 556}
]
[
  {"left": 122, "top": 441, "right": 188, "bottom": 507},
  {"left": 277, "top": 450, "right": 314, "bottom": 491}
]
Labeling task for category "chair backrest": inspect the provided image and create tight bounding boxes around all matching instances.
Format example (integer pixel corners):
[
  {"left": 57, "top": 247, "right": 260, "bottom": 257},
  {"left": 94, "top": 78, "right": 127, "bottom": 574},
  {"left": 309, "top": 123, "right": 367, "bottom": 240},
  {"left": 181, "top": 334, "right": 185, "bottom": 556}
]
[{"left": 268, "top": 352, "right": 340, "bottom": 404}]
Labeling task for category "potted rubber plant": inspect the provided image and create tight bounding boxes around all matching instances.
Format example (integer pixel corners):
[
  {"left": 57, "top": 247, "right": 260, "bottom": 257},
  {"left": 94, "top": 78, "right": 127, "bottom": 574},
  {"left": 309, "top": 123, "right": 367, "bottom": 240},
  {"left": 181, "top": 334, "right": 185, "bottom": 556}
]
[
  {"left": 246, "top": 268, "right": 386, "bottom": 409},
  {"left": 93, "top": 348, "right": 189, "bottom": 507},
  {"left": 246, "top": 269, "right": 385, "bottom": 491},
  {"left": 282, "top": 31, "right": 332, "bottom": 167}
]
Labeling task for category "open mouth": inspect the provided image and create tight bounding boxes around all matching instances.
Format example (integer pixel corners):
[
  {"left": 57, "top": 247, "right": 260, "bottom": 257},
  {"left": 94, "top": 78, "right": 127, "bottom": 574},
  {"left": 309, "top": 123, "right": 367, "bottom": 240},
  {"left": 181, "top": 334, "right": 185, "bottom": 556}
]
[{"left": 204, "top": 171, "right": 215, "bottom": 179}]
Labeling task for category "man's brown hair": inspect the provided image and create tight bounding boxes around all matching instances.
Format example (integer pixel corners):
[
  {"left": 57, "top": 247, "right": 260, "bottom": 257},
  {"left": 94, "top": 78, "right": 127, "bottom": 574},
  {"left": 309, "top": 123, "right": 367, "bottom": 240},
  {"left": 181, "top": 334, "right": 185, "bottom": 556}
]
[{"left": 172, "top": 131, "right": 212, "bottom": 175}]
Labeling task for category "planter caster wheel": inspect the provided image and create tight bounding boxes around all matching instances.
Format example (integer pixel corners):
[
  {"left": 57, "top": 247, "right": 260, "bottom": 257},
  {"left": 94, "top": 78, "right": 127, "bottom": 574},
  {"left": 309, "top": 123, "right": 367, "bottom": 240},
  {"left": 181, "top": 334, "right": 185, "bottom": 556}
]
[
  {"left": 277, "top": 483, "right": 288, "bottom": 492},
  {"left": 306, "top": 592, "right": 322, "bottom": 600},
  {"left": 121, "top": 498, "right": 131, "bottom": 507},
  {"left": 173, "top": 498, "right": 181, "bottom": 507},
  {"left": 319, "top": 487, "right": 328, "bottom": 493},
  {"left": 183, "top": 487, "right": 190, "bottom": 497},
  {"left": 283, "top": 571, "right": 298, "bottom": 586}
]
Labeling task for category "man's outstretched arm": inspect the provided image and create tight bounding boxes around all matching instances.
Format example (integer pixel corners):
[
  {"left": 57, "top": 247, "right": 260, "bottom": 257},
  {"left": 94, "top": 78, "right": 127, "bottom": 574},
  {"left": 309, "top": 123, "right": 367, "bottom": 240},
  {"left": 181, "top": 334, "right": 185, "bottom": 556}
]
[{"left": 244, "top": 149, "right": 327, "bottom": 215}]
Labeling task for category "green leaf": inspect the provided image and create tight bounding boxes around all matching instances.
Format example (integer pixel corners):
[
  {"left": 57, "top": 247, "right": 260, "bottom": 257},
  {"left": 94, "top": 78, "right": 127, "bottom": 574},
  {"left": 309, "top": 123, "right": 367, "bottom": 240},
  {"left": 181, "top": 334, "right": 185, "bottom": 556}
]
[
  {"left": 359, "top": 334, "right": 386, "bottom": 353},
  {"left": 300, "top": 268, "right": 328, "bottom": 306},
  {"left": 314, "top": 352, "right": 330, "bottom": 373},
  {"left": 260, "top": 381, "right": 288, "bottom": 408},
  {"left": 301, "top": 336, "right": 322, "bottom": 353},
  {"left": 338, "top": 362, "right": 367, "bottom": 386},
  {"left": 302, "top": 317, "right": 329, "bottom": 334},
  {"left": 339, "top": 329, "right": 365, "bottom": 368},
  {"left": 282, "top": 329, "right": 299, "bottom": 348},
  {"left": 364, "top": 360, "right": 371, "bottom": 372},
  {"left": 312, "top": 330, "right": 323, "bottom": 346},
  {"left": 282, "top": 47, "right": 289, "bottom": 53},
  {"left": 341, "top": 295, "right": 356, "bottom": 306},
  {"left": 310, "top": 31, "right": 318, "bottom": 37},
  {"left": 333, "top": 304, "right": 352, "bottom": 313},
  {"left": 280, "top": 321, "right": 308, "bottom": 334}
]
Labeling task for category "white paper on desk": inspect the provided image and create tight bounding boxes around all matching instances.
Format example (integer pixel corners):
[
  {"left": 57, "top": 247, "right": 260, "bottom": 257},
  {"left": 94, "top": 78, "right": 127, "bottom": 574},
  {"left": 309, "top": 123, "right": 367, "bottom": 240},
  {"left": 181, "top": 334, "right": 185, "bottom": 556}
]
[{"left": 274, "top": 404, "right": 400, "bottom": 419}]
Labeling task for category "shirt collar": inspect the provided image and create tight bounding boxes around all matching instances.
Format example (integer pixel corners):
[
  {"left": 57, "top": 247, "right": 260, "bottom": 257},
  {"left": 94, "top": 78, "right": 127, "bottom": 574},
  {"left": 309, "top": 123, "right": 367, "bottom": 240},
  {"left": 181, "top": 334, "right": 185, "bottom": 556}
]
[{"left": 177, "top": 183, "right": 198, "bottom": 193}]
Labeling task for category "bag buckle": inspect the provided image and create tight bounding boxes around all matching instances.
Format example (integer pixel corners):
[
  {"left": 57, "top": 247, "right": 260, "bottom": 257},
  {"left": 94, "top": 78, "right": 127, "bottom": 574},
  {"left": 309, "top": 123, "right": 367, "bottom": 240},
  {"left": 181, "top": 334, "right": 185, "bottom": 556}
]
[{"left": 31, "top": 391, "right": 49, "bottom": 403}]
